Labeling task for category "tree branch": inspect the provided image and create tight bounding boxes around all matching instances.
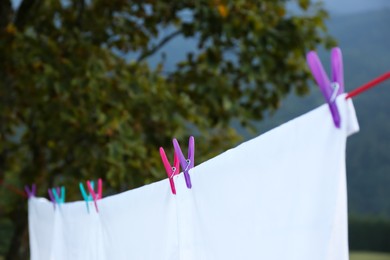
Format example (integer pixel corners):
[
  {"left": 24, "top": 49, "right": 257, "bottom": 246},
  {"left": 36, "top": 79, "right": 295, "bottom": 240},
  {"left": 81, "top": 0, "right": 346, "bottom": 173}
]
[
  {"left": 14, "top": 0, "right": 38, "bottom": 30},
  {"left": 0, "top": 0, "right": 13, "bottom": 29},
  {"left": 137, "top": 29, "right": 182, "bottom": 62}
]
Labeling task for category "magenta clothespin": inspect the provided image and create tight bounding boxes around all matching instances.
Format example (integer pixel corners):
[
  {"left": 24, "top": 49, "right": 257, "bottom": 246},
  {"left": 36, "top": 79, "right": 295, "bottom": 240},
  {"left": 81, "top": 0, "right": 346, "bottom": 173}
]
[
  {"left": 159, "top": 147, "right": 181, "bottom": 194},
  {"left": 86, "top": 178, "right": 103, "bottom": 213},
  {"left": 306, "top": 47, "right": 344, "bottom": 128},
  {"left": 172, "top": 136, "right": 195, "bottom": 189},
  {"left": 25, "top": 184, "right": 36, "bottom": 199}
]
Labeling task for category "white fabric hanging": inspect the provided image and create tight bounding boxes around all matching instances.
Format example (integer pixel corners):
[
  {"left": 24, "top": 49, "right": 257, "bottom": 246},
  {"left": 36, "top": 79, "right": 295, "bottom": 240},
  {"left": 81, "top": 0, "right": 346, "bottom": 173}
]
[
  {"left": 28, "top": 197, "right": 55, "bottom": 260},
  {"left": 29, "top": 180, "right": 178, "bottom": 260},
  {"left": 172, "top": 94, "right": 358, "bottom": 260},
  {"left": 28, "top": 95, "right": 359, "bottom": 260}
]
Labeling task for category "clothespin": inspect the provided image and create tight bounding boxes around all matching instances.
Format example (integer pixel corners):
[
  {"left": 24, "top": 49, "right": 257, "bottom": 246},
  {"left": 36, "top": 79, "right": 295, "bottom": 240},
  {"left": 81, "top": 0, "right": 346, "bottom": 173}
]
[
  {"left": 306, "top": 47, "right": 344, "bottom": 128},
  {"left": 172, "top": 136, "right": 195, "bottom": 189},
  {"left": 159, "top": 147, "right": 180, "bottom": 194},
  {"left": 48, "top": 189, "right": 56, "bottom": 209},
  {"left": 52, "top": 186, "right": 65, "bottom": 207},
  {"left": 86, "top": 178, "right": 103, "bottom": 213},
  {"left": 79, "top": 181, "right": 94, "bottom": 213},
  {"left": 24, "top": 184, "right": 36, "bottom": 199}
]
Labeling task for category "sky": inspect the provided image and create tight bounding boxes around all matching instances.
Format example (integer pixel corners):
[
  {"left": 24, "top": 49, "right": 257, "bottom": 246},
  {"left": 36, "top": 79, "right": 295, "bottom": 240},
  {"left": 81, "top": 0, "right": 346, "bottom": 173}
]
[
  {"left": 322, "top": 0, "right": 390, "bottom": 14},
  {"left": 11, "top": 0, "right": 390, "bottom": 14}
]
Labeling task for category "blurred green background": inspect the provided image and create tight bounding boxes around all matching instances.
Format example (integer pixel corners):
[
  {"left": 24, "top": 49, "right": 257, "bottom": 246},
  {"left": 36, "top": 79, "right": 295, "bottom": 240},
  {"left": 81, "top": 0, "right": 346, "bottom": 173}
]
[{"left": 0, "top": 0, "right": 389, "bottom": 259}]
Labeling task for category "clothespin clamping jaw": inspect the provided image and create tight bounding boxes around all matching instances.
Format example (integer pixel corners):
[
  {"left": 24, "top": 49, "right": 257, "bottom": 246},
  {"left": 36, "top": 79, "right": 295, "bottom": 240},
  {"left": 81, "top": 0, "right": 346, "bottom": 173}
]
[
  {"left": 306, "top": 47, "right": 344, "bottom": 128},
  {"left": 79, "top": 181, "right": 95, "bottom": 213},
  {"left": 172, "top": 136, "right": 195, "bottom": 189},
  {"left": 25, "top": 184, "right": 36, "bottom": 199},
  {"left": 53, "top": 186, "right": 65, "bottom": 207},
  {"left": 48, "top": 189, "right": 56, "bottom": 209},
  {"left": 86, "top": 178, "right": 103, "bottom": 213},
  {"left": 48, "top": 186, "right": 65, "bottom": 209},
  {"left": 159, "top": 147, "right": 180, "bottom": 195}
]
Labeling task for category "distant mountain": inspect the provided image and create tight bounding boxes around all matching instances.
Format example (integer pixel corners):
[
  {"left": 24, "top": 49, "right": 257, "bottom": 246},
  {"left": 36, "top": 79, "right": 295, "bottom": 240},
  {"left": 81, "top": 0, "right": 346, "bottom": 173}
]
[
  {"left": 334, "top": 10, "right": 390, "bottom": 217},
  {"left": 251, "top": 9, "right": 390, "bottom": 217}
]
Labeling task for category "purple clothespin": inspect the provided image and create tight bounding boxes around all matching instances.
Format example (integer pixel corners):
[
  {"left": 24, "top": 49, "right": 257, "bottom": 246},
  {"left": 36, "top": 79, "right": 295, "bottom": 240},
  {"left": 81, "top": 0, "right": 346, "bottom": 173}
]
[
  {"left": 172, "top": 136, "right": 195, "bottom": 189},
  {"left": 306, "top": 47, "right": 344, "bottom": 128},
  {"left": 24, "top": 184, "right": 36, "bottom": 199}
]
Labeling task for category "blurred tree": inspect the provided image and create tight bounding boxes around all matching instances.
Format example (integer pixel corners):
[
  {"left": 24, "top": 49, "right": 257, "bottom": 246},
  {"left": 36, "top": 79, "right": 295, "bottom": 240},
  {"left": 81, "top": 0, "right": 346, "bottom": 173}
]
[{"left": 0, "top": 0, "right": 332, "bottom": 258}]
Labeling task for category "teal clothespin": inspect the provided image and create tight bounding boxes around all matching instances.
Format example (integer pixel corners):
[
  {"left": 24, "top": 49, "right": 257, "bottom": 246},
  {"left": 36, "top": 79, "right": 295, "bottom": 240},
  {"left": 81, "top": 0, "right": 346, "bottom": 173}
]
[
  {"left": 52, "top": 186, "right": 65, "bottom": 207},
  {"left": 79, "top": 181, "right": 94, "bottom": 213}
]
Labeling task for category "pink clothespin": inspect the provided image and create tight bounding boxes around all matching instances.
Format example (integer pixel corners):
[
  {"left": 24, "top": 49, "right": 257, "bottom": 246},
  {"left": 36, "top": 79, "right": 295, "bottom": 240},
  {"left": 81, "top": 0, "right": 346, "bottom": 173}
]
[
  {"left": 25, "top": 184, "right": 36, "bottom": 199},
  {"left": 172, "top": 136, "right": 195, "bottom": 189},
  {"left": 159, "top": 147, "right": 180, "bottom": 194},
  {"left": 306, "top": 47, "right": 344, "bottom": 128},
  {"left": 86, "top": 178, "right": 103, "bottom": 213}
]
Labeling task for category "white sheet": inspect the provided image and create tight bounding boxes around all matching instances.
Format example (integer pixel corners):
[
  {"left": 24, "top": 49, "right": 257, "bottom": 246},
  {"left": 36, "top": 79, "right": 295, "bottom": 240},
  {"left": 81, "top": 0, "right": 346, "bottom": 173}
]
[{"left": 28, "top": 95, "right": 359, "bottom": 260}]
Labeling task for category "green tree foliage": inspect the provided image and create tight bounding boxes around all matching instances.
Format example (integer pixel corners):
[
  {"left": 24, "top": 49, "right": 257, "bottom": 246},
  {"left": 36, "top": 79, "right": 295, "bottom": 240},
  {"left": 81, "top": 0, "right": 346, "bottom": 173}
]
[{"left": 0, "top": 0, "right": 331, "bottom": 257}]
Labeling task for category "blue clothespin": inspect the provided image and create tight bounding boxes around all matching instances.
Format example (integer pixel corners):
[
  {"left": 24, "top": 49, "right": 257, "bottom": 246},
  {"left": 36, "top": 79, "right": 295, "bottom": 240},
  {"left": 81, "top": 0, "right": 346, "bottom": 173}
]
[
  {"left": 306, "top": 47, "right": 344, "bottom": 128},
  {"left": 79, "top": 181, "right": 94, "bottom": 213},
  {"left": 52, "top": 186, "right": 65, "bottom": 207},
  {"left": 172, "top": 136, "right": 195, "bottom": 189},
  {"left": 25, "top": 184, "right": 36, "bottom": 199}
]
